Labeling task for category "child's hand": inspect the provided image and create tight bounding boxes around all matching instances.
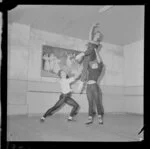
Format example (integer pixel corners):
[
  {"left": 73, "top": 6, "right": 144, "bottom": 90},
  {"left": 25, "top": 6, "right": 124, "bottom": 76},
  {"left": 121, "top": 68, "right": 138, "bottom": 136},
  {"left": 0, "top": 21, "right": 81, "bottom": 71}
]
[{"left": 75, "top": 53, "right": 84, "bottom": 61}]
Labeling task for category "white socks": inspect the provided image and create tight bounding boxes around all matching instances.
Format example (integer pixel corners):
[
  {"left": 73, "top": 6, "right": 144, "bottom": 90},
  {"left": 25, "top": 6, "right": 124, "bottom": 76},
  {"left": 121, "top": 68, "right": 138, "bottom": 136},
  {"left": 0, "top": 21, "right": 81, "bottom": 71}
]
[
  {"left": 68, "top": 116, "right": 73, "bottom": 120},
  {"left": 88, "top": 116, "right": 93, "bottom": 120},
  {"left": 98, "top": 115, "right": 103, "bottom": 124},
  {"left": 98, "top": 115, "right": 102, "bottom": 119},
  {"left": 85, "top": 116, "right": 93, "bottom": 124},
  {"left": 41, "top": 117, "right": 45, "bottom": 120}
]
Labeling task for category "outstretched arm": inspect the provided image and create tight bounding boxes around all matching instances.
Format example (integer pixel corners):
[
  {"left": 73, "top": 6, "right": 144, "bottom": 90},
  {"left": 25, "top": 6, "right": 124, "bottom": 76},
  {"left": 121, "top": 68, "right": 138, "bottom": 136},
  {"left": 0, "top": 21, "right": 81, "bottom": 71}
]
[{"left": 68, "top": 72, "right": 81, "bottom": 84}]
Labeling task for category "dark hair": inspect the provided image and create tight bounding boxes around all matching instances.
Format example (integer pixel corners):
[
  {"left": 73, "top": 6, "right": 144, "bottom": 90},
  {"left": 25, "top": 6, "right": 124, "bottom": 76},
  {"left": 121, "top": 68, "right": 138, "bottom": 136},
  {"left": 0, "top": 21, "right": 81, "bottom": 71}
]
[
  {"left": 58, "top": 70, "right": 69, "bottom": 78},
  {"left": 93, "top": 31, "right": 103, "bottom": 42}
]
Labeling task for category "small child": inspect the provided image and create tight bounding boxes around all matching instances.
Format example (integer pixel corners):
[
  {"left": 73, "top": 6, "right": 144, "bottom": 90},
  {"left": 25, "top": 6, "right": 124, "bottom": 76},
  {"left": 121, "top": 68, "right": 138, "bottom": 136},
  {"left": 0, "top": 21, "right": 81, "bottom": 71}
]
[{"left": 40, "top": 69, "right": 81, "bottom": 122}]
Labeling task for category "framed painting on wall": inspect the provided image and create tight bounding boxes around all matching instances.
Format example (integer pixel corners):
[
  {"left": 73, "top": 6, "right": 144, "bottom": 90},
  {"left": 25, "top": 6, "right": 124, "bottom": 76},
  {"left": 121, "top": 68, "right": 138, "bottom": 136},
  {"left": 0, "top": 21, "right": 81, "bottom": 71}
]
[{"left": 41, "top": 45, "right": 83, "bottom": 78}]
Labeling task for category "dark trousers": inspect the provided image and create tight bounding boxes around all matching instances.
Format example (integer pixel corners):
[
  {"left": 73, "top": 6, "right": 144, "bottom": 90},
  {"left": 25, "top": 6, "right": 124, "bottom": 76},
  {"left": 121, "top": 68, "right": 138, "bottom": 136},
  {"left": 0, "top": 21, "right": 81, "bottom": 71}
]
[
  {"left": 86, "top": 83, "right": 104, "bottom": 117},
  {"left": 80, "top": 56, "right": 90, "bottom": 82},
  {"left": 43, "top": 92, "right": 80, "bottom": 118}
]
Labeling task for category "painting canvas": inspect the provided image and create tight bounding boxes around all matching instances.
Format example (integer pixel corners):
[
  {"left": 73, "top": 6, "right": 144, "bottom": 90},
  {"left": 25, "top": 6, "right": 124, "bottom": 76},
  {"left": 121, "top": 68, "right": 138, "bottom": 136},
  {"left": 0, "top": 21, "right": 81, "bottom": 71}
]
[{"left": 41, "top": 45, "right": 83, "bottom": 78}]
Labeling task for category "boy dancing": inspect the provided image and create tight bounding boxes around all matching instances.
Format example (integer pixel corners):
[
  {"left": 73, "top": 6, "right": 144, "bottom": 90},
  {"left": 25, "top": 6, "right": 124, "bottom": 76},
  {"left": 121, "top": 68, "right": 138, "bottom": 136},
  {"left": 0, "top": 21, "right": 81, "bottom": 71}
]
[{"left": 40, "top": 69, "right": 81, "bottom": 122}]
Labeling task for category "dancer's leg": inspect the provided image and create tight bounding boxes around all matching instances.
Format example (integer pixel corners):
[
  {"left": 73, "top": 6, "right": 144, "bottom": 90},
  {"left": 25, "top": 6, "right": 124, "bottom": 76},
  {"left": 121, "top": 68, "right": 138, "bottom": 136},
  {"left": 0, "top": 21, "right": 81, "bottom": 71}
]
[
  {"left": 80, "top": 57, "right": 89, "bottom": 82},
  {"left": 78, "top": 57, "right": 90, "bottom": 92},
  {"left": 65, "top": 97, "right": 80, "bottom": 119},
  {"left": 86, "top": 85, "right": 95, "bottom": 117},
  {"left": 85, "top": 85, "right": 95, "bottom": 124},
  {"left": 42, "top": 94, "right": 65, "bottom": 119},
  {"left": 93, "top": 84, "right": 104, "bottom": 124}
]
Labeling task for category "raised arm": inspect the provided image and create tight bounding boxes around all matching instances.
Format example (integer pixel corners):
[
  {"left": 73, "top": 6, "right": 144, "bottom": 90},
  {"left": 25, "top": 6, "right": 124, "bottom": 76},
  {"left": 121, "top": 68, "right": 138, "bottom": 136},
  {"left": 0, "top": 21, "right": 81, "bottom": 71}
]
[
  {"left": 94, "top": 45, "right": 102, "bottom": 63},
  {"left": 89, "top": 23, "right": 100, "bottom": 41}
]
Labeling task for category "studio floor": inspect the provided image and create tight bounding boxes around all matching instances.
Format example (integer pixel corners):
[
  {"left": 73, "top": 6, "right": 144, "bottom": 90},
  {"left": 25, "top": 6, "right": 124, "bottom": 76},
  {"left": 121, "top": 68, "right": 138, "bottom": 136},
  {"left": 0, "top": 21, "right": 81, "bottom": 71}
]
[{"left": 7, "top": 113, "right": 143, "bottom": 142}]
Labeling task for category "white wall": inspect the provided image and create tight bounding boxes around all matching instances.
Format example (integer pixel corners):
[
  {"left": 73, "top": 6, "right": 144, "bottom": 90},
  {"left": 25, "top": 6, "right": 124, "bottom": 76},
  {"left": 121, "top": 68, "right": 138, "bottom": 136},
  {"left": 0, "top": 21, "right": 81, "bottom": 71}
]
[
  {"left": 7, "top": 23, "right": 30, "bottom": 115},
  {"left": 8, "top": 23, "right": 143, "bottom": 116},
  {"left": 123, "top": 40, "right": 144, "bottom": 86},
  {"left": 123, "top": 40, "right": 144, "bottom": 114},
  {"left": 8, "top": 23, "right": 125, "bottom": 115}
]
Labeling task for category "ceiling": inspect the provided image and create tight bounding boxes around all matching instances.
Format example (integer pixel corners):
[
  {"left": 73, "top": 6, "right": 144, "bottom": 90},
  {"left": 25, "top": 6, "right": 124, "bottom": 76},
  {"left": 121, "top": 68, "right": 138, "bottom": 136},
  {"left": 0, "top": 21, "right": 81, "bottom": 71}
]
[{"left": 8, "top": 5, "right": 144, "bottom": 45}]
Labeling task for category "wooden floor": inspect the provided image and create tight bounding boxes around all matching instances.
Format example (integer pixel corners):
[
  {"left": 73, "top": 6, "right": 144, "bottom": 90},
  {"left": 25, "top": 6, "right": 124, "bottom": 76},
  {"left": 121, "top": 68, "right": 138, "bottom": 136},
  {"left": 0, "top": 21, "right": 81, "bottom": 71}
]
[{"left": 7, "top": 113, "right": 143, "bottom": 142}]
